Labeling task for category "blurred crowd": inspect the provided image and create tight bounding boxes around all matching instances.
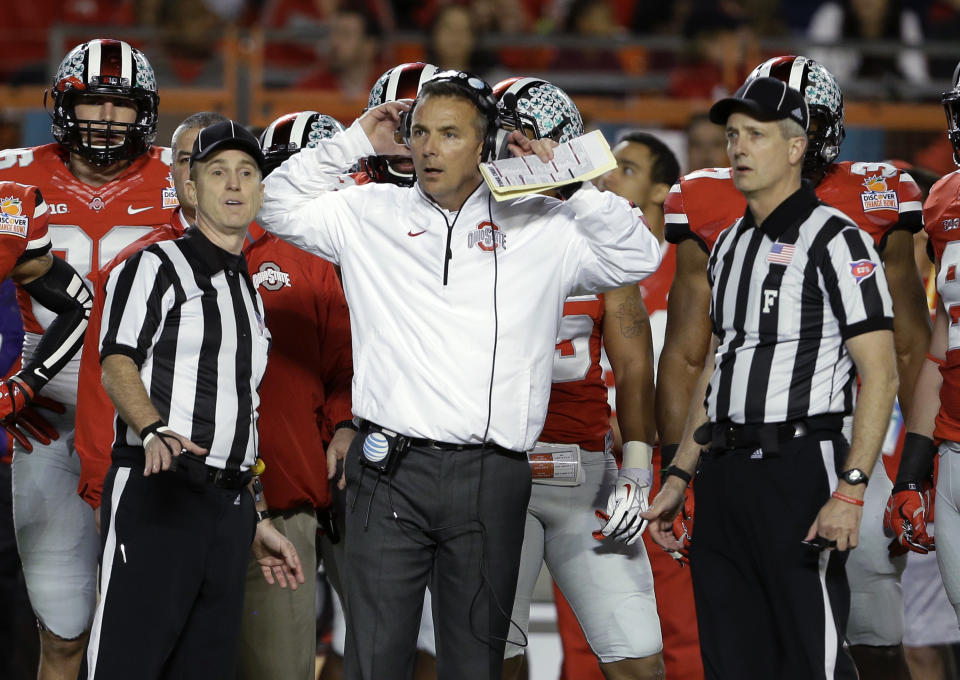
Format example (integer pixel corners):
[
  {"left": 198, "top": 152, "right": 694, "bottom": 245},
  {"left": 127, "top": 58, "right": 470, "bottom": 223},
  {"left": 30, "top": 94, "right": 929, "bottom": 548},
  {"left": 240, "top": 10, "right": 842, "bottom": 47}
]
[{"left": 2, "top": 0, "right": 958, "bottom": 95}]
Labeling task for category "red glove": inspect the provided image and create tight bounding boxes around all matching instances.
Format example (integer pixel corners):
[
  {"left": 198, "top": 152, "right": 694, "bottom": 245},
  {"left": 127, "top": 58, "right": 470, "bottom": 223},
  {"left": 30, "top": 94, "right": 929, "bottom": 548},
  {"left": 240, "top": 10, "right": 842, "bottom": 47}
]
[
  {"left": 0, "top": 380, "right": 60, "bottom": 453},
  {"left": 668, "top": 484, "right": 694, "bottom": 566},
  {"left": 883, "top": 481, "right": 935, "bottom": 556}
]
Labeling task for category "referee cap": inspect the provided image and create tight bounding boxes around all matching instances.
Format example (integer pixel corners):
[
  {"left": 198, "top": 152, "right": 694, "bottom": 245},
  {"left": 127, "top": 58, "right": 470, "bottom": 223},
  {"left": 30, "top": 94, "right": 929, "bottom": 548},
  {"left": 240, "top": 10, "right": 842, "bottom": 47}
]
[
  {"left": 709, "top": 77, "right": 809, "bottom": 131},
  {"left": 190, "top": 120, "right": 266, "bottom": 174}
]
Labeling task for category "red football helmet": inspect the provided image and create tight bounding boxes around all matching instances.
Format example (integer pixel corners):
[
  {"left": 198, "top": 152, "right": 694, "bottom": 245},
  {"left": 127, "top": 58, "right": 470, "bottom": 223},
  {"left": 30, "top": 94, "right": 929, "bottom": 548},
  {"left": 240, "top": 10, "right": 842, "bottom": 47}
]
[
  {"left": 748, "top": 55, "right": 845, "bottom": 178},
  {"left": 363, "top": 62, "right": 439, "bottom": 186},
  {"left": 259, "top": 111, "right": 346, "bottom": 176},
  {"left": 48, "top": 38, "right": 159, "bottom": 166}
]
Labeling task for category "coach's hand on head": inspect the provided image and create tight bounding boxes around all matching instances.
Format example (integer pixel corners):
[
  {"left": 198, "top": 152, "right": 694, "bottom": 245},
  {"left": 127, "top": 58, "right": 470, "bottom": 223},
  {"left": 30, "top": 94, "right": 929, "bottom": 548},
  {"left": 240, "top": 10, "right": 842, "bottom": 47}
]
[
  {"left": 358, "top": 100, "right": 412, "bottom": 157},
  {"left": 504, "top": 129, "right": 557, "bottom": 163}
]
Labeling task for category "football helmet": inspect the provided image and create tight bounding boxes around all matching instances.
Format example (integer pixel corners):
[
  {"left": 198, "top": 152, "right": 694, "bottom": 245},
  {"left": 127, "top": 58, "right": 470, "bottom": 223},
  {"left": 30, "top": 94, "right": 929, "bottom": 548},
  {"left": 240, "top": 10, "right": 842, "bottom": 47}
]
[
  {"left": 364, "top": 62, "right": 439, "bottom": 186},
  {"left": 48, "top": 38, "right": 159, "bottom": 166},
  {"left": 748, "top": 55, "right": 845, "bottom": 177},
  {"left": 944, "top": 60, "right": 960, "bottom": 167},
  {"left": 260, "top": 111, "right": 346, "bottom": 176},
  {"left": 491, "top": 77, "right": 584, "bottom": 160}
]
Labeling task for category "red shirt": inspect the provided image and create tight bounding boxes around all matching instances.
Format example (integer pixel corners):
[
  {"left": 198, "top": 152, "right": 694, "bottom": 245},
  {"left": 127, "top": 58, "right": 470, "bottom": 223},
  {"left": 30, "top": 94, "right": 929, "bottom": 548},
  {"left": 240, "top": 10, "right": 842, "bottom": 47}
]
[
  {"left": 540, "top": 294, "right": 610, "bottom": 451},
  {"left": 243, "top": 223, "right": 353, "bottom": 511},
  {"left": 925, "top": 171, "right": 960, "bottom": 443}
]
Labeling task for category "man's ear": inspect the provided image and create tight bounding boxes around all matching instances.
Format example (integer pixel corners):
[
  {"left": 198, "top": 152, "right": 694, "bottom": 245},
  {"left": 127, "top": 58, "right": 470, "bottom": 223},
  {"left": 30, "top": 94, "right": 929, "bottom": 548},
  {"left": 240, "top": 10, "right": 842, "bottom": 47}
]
[
  {"left": 651, "top": 182, "right": 670, "bottom": 206},
  {"left": 184, "top": 178, "right": 198, "bottom": 210},
  {"left": 789, "top": 136, "right": 808, "bottom": 166}
]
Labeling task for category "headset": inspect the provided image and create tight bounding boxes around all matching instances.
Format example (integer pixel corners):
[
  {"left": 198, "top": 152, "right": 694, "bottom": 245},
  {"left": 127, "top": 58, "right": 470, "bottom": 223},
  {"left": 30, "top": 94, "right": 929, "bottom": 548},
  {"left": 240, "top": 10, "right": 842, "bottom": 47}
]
[{"left": 399, "top": 70, "right": 503, "bottom": 163}]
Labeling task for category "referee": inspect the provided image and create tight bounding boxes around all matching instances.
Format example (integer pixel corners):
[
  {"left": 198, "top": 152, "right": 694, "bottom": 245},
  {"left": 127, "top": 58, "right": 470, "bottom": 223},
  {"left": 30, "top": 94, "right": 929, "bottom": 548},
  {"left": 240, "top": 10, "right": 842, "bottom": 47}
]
[
  {"left": 643, "top": 77, "right": 898, "bottom": 679},
  {"left": 86, "top": 120, "right": 303, "bottom": 679}
]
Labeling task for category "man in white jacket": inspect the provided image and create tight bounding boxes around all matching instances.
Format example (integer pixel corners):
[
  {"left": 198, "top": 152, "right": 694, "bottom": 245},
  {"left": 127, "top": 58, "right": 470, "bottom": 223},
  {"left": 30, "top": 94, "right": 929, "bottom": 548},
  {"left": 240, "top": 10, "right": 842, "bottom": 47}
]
[{"left": 258, "top": 70, "right": 661, "bottom": 680}]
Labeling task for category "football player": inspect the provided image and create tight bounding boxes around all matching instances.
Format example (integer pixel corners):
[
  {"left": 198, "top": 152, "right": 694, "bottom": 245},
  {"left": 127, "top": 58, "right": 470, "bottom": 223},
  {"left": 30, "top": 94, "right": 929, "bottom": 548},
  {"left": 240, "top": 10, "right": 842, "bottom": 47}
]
[
  {"left": 0, "top": 38, "right": 175, "bottom": 680},
  {"left": 885, "top": 58, "right": 960, "bottom": 641},
  {"left": 654, "top": 55, "right": 930, "bottom": 680},
  {"left": 494, "top": 77, "right": 665, "bottom": 680}
]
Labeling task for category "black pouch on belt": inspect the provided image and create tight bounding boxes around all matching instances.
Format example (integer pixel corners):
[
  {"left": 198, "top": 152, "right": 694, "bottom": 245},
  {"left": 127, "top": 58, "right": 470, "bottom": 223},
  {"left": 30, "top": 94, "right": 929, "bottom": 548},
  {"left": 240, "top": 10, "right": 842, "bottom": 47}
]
[{"left": 358, "top": 425, "right": 409, "bottom": 475}]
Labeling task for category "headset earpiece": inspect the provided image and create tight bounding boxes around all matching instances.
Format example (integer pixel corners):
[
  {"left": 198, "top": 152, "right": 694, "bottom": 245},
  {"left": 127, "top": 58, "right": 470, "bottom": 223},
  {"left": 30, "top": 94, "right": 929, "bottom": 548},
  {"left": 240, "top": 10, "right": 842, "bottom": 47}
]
[{"left": 399, "top": 107, "right": 414, "bottom": 147}]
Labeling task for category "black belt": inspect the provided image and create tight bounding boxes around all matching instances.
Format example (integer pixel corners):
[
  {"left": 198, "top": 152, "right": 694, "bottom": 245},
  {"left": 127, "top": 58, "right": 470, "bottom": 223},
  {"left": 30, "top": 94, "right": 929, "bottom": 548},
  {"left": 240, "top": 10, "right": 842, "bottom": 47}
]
[
  {"left": 358, "top": 420, "right": 502, "bottom": 452},
  {"left": 112, "top": 445, "right": 252, "bottom": 490},
  {"left": 696, "top": 414, "right": 844, "bottom": 452}
]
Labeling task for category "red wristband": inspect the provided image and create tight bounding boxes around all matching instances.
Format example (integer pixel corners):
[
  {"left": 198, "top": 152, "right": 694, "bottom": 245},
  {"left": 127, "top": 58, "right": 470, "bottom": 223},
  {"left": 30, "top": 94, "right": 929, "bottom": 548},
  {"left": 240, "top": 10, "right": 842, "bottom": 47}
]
[
  {"left": 927, "top": 353, "right": 946, "bottom": 366},
  {"left": 831, "top": 491, "right": 864, "bottom": 507}
]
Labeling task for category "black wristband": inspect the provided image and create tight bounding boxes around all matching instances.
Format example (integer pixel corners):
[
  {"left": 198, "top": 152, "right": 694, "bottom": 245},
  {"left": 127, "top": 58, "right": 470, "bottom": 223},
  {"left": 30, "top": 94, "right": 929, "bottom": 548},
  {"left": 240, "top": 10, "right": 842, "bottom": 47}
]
[
  {"left": 660, "top": 443, "right": 680, "bottom": 468},
  {"left": 139, "top": 419, "right": 166, "bottom": 442},
  {"left": 895, "top": 432, "right": 937, "bottom": 487},
  {"left": 255, "top": 509, "right": 271, "bottom": 524},
  {"left": 664, "top": 465, "right": 692, "bottom": 486},
  {"left": 334, "top": 419, "right": 358, "bottom": 432}
]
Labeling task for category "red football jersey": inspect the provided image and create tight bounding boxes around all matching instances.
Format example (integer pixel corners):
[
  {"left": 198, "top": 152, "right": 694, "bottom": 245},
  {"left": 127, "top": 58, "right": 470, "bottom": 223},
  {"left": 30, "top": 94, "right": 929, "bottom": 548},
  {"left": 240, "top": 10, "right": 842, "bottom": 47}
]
[
  {"left": 925, "top": 171, "right": 960, "bottom": 443},
  {"left": 0, "top": 182, "right": 52, "bottom": 278},
  {"left": 75, "top": 209, "right": 189, "bottom": 507},
  {"left": 244, "top": 223, "right": 353, "bottom": 511},
  {"left": 664, "top": 162, "right": 924, "bottom": 253},
  {"left": 0, "top": 143, "right": 175, "bottom": 406},
  {"left": 540, "top": 294, "right": 610, "bottom": 452}
]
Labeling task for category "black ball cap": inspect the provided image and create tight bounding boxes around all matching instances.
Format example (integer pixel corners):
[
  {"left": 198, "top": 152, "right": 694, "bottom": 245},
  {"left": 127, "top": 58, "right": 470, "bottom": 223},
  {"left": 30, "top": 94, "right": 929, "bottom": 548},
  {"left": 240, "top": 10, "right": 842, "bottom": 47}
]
[
  {"left": 190, "top": 120, "right": 266, "bottom": 175},
  {"left": 709, "top": 76, "right": 809, "bottom": 131}
]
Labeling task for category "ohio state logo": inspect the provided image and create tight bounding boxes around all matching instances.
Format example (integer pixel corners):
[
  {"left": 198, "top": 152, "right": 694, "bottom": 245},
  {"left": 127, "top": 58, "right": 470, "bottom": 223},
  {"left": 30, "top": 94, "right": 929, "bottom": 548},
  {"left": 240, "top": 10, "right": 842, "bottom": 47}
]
[
  {"left": 468, "top": 221, "right": 506, "bottom": 251},
  {"left": 253, "top": 261, "right": 292, "bottom": 291}
]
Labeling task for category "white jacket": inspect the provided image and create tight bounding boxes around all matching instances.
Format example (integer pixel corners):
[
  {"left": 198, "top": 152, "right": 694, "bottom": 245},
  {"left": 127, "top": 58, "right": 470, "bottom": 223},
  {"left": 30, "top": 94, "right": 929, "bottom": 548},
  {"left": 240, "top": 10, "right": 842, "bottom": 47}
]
[{"left": 258, "top": 122, "right": 661, "bottom": 451}]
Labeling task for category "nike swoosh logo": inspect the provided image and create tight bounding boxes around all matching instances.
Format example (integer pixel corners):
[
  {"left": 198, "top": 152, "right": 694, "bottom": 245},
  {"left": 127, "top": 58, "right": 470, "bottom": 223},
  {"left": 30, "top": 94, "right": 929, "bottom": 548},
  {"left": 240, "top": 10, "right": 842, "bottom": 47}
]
[
  {"left": 407, "top": 230, "right": 426, "bottom": 237},
  {"left": 127, "top": 205, "right": 153, "bottom": 215}
]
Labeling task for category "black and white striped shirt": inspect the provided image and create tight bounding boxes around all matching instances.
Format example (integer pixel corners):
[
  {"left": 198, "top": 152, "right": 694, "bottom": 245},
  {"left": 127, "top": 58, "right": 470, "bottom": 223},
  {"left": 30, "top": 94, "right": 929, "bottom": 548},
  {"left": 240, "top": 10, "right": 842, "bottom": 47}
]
[
  {"left": 705, "top": 182, "right": 894, "bottom": 425},
  {"left": 100, "top": 227, "right": 271, "bottom": 471}
]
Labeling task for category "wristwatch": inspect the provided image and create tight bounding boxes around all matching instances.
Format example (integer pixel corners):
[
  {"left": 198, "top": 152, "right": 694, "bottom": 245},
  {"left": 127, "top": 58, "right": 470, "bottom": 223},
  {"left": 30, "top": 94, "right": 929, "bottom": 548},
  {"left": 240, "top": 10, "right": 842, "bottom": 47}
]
[{"left": 840, "top": 468, "right": 869, "bottom": 486}]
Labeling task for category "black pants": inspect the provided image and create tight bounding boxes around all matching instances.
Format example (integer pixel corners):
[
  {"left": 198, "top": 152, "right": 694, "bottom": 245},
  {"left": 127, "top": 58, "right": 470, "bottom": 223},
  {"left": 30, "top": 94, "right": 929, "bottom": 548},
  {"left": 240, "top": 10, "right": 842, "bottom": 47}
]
[
  {"left": 87, "top": 464, "right": 255, "bottom": 680},
  {"left": 342, "top": 437, "right": 532, "bottom": 680},
  {"left": 689, "top": 431, "right": 858, "bottom": 680}
]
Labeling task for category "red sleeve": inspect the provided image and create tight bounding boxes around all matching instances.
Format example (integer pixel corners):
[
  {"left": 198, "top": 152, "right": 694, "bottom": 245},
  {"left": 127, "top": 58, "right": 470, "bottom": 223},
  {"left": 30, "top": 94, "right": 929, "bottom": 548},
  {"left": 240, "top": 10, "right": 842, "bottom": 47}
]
[
  {"left": 664, "top": 170, "right": 743, "bottom": 254},
  {"left": 314, "top": 260, "right": 353, "bottom": 436},
  {"left": 0, "top": 183, "right": 49, "bottom": 278}
]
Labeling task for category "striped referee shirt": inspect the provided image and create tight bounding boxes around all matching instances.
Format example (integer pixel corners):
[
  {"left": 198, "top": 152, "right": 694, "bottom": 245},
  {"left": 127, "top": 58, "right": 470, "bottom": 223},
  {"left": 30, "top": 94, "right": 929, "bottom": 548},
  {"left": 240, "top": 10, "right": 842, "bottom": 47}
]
[
  {"left": 705, "top": 181, "right": 893, "bottom": 425},
  {"left": 99, "top": 227, "right": 271, "bottom": 471}
]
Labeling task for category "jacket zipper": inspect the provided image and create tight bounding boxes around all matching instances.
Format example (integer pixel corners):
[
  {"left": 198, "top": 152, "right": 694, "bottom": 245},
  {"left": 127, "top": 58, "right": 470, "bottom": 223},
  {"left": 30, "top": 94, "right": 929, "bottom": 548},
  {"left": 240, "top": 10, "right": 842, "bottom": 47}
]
[{"left": 423, "top": 185, "right": 483, "bottom": 286}]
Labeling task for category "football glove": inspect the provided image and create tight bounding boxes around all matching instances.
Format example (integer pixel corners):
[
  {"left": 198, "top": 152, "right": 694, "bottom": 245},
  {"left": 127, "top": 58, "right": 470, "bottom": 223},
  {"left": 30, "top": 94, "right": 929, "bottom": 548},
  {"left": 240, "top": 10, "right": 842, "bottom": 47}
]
[
  {"left": 593, "top": 442, "right": 654, "bottom": 545},
  {"left": 883, "top": 480, "right": 935, "bottom": 556},
  {"left": 1, "top": 392, "right": 64, "bottom": 453}
]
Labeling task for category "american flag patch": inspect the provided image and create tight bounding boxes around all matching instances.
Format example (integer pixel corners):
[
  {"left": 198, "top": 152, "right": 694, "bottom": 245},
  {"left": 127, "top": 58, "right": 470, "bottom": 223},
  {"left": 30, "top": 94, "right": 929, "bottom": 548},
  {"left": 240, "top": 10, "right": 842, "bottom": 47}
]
[{"left": 767, "top": 243, "right": 795, "bottom": 265}]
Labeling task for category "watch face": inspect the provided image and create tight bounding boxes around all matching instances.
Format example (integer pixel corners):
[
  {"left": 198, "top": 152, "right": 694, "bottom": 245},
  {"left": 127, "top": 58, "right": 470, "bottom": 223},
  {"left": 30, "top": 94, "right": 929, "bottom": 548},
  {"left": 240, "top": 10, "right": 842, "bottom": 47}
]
[{"left": 843, "top": 469, "right": 867, "bottom": 484}]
